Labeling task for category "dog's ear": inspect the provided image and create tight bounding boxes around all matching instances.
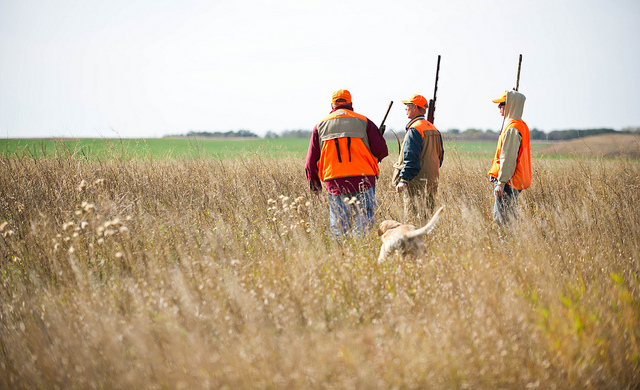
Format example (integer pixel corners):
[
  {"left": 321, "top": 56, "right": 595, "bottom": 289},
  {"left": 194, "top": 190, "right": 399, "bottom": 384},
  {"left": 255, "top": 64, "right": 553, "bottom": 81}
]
[{"left": 378, "top": 220, "right": 401, "bottom": 236}]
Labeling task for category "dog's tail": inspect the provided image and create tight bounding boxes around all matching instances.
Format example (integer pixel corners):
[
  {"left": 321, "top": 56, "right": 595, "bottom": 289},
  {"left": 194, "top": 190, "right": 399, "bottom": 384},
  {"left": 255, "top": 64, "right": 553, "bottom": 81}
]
[{"left": 406, "top": 206, "right": 444, "bottom": 239}]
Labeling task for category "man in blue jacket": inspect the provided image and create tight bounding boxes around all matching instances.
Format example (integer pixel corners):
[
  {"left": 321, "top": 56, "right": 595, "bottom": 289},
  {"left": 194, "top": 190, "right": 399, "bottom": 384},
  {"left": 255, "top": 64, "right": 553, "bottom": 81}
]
[{"left": 392, "top": 94, "right": 444, "bottom": 224}]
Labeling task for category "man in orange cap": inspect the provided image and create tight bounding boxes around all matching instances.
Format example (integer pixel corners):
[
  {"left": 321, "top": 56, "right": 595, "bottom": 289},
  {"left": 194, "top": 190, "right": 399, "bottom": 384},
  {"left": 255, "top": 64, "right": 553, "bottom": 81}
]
[
  {"left": 392, "top": 94, "right": 444, "bottom": 223},
  {"left": 305, "top": 89, "right": 389, "bottom": 237},
  {"left": 488, "top": 90, "right": 531, "bottom": 224}
]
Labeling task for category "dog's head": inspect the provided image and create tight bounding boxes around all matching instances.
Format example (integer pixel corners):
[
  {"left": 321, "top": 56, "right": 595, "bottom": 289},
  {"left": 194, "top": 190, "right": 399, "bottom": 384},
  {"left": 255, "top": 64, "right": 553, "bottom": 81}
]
[{"left": 377, "top": 220, "right": 401, "bottom": 237}]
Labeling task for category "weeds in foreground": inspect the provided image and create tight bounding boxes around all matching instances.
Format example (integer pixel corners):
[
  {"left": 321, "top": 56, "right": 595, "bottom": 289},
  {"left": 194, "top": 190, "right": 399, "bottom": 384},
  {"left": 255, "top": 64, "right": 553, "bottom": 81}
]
[{"left": 0, "top": 154, "right": 639, "bottom": 389}]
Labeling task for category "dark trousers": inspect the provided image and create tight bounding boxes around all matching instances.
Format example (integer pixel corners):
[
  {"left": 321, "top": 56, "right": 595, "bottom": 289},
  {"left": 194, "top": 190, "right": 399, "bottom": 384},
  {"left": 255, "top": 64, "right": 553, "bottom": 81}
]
[{"left": 493, "top": 181, "right": 520, "bottom": 225}]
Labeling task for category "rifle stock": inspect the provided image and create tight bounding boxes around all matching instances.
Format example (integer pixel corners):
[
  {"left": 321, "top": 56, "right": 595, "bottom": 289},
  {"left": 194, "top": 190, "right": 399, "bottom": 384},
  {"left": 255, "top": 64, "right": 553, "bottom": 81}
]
[
  {"left": 427, "top": 99, "right": 435, "bottom": 123},
  {"left": 427, "top": 55, "right": 441, "bottom": 124}
]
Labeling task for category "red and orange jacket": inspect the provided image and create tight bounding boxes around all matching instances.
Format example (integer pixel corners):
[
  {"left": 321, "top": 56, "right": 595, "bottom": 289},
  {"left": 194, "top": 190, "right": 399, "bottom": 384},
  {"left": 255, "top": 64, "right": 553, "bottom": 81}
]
[{"left": 305, "top": 105, "right": 389, "bottom": 195}]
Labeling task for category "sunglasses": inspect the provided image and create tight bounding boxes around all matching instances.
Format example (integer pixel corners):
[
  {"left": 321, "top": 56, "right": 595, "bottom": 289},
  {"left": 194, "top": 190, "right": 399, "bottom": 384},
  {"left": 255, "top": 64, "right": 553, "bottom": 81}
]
[{"left": 498, "top": 102, "right": 506, "bottom": 108}]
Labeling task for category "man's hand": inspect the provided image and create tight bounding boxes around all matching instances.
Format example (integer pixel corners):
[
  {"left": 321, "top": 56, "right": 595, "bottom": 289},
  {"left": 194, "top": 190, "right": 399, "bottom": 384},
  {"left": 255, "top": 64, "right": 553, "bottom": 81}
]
[
  {"left": 494, "top": 184, "right": 505, "bottom": 197},
  {"left": 396, "top": 181, "right": 407, "bottom": 193}
]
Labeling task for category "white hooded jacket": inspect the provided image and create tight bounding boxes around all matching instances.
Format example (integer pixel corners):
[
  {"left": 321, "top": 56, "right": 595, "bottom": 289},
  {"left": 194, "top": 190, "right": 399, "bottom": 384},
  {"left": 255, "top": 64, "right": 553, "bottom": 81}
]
[{"left": 496, "top": 91, "right": 527, "bottom": 186}]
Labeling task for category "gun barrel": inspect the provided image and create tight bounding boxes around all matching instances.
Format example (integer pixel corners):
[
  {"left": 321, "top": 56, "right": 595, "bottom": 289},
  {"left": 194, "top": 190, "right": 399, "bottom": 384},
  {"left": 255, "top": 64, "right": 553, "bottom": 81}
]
[
  {"left": 427, "top": 55, "right": 441, "bottom": 124},
  {"left": 515, "top": 54, "right": 522, "bottom": 91},
  {"left": 380, "top": 101, "right": 393, "bottom": 128},
  {"left": 432, "top": 55, "right": 441, "bottom": 101}
]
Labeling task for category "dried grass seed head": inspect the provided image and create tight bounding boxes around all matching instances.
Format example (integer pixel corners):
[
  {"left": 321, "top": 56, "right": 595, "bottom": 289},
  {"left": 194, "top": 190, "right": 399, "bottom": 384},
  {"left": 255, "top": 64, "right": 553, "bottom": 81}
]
[
  {"left": 81, "top": 202, "right": 96, "bottom": 213},
  {"left": 77, "top": 180, "right": 88, "bottom": 192}
]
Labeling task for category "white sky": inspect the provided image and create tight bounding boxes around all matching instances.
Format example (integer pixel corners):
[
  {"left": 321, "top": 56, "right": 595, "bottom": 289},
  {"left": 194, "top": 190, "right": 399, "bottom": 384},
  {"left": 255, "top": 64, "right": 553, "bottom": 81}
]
[{"left": 1, "top": 0, "right": 639, "bottom": 138}]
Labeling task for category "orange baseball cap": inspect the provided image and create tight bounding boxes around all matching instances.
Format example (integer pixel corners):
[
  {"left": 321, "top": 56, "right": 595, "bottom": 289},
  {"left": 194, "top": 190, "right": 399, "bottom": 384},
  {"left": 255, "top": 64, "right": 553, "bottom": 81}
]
[
  {"left": 492, "top": 91, "right": 507, "bottom": 103},
  {"left": 331, "top": 89, "right": 352, "bottom": 105},
  {"left": 401, "top": 94, "right": 428, "bottom": 109}
]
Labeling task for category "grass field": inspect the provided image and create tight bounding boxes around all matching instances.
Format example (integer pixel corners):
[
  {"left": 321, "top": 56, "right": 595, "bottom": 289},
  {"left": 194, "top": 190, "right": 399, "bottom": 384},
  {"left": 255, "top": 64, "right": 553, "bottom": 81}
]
[
  {"left": 1, "top": 140, "right": 639, "bottom": 389},
  {"left": 536, "top": 133, "right": 640, "bottom": 159},
  {"left": 0, "top": 138, "right": 312, "bottom": 160},
  {"left": 0, "top": 137, "right": 553, "bottom": 160}
]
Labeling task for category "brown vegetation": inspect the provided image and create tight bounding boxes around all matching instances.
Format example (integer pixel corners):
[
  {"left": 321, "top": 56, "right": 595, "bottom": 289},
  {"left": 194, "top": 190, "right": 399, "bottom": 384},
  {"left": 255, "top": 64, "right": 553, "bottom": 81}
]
[
  {"left": 0, "top": 151, "right": 639, "bottom": 389},
  {"left": 537, "top": 133, "right": 640, "bottom": 159}
]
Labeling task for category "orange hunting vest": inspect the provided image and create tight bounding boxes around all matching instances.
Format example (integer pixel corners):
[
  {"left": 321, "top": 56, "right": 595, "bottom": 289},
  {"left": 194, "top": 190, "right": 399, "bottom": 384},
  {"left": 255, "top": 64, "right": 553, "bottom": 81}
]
[
  {"left": 488, "top": 120, "right": 531, "bottom": 190},
  {"left": 411, "top": 118, "right": 438, "bottom": 138},
  {"left": 316, "top": 109, "right": 379, "bottom": 182}
]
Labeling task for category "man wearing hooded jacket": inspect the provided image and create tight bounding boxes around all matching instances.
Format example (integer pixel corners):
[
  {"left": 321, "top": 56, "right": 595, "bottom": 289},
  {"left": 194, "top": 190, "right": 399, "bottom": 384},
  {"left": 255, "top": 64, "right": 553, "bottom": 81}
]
[
  {"left": 488, "top": 90, "right": 531, "bottom": 224},
  {"left": 305, "top": 89, "right": 389, "bottom": 237}
]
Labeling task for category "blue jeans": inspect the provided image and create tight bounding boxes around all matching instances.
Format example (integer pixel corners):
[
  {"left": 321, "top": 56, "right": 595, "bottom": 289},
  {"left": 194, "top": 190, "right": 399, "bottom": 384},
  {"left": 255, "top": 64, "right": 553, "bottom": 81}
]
[
  {"left": 493, "top": 181, "right": 520, "bottom": 224},
  {"left": 327, "top": 186, "right": 376, "bottom": 237}
]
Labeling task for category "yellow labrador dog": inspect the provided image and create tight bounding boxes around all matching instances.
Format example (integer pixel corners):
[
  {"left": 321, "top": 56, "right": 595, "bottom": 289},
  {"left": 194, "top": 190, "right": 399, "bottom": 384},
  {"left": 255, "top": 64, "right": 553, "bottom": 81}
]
[{"left": 377, "top": 206, "right": 444, "bottom": 262}]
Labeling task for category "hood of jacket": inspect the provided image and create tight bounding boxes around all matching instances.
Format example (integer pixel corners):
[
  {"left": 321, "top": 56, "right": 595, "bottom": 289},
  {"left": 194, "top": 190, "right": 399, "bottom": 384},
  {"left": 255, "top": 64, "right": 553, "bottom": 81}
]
[{"left": 505, "top": 90, "right": 526, "bottom": 121}]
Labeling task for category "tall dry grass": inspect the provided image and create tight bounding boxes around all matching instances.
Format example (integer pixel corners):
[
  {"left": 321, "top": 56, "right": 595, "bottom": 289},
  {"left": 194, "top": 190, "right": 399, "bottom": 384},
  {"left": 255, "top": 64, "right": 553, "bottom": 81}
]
[{"left": 0, "top": 150, "right": 639, "bottom": 389}]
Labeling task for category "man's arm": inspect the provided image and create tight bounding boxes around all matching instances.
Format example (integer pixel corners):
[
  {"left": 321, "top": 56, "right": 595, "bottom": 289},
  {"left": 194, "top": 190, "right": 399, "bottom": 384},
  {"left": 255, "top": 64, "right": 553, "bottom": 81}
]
[
  {"left": 399, "top": 128, "right": 423, "bottom": 182},
  {"left": 366, "top": 119, "right": 389, "bottom": 162},
  {"left": 304, "top": 126, "right": 323, "bottom": 193},
  {"left": 396, "top": 128, "right": 423, "bottom": 193},
  {"left": 438, "top": 132, "right": 444, "bottom": 167}
]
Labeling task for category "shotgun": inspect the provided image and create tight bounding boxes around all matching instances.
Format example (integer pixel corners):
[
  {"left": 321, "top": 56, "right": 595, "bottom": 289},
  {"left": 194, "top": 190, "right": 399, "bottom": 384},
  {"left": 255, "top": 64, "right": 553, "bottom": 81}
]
[
  {"left": 515, "top": 54, "right": 522, "bottom": 91},
  {"left": 499, "top": 54, "right": 523, "bottom": 133},
  {"left": 379, "top": 100, "right": 393, "bottom": 135},
  {"left": 427, "top": 55, "right": 441, "bottom": 124},
  {"left": 379, "top": 100, "right": 401, "bottom": 153}
]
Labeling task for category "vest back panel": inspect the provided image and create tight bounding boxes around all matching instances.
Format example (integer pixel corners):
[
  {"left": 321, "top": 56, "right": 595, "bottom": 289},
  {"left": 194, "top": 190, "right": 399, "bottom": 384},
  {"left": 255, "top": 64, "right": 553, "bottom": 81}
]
[{"left": 316, "top": 109, "right": 378, "bottom": 182}]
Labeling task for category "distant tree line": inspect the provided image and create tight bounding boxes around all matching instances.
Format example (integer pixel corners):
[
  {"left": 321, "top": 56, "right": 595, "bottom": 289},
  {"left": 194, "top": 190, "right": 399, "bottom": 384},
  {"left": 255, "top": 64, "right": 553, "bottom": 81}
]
[
  {"left": 162, "top": 130, "right": 259, "bottom": 138},
  {"left": 444, "top": 127, "right": 621, "bottom": 141},
  {"left": 264, "top": 129, "right": 312, "bottom": 139},
  {"left": 545, "top": 128, "right": 616, "bottom": 140},
  {"left": 167, "top": 127, "right": 636, "bottom": 140},
  {"left": 444, "top": 128, "right": 499, "bottom": 141},
  {"left": 184, "top": 130, "right": 258, "bottom": 138},
  {"left": 267, "top": 127, "right": 624, "bottom": 141},
  {"left": 445, "top": 127, "right": 548, "bottom": 140}
]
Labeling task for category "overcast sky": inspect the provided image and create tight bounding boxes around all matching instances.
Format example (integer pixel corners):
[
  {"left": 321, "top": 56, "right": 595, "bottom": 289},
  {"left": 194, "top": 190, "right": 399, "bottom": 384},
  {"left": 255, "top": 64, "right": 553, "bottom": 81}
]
[{"left": 1, "top": 0, "right": 639, "bottom": 138}]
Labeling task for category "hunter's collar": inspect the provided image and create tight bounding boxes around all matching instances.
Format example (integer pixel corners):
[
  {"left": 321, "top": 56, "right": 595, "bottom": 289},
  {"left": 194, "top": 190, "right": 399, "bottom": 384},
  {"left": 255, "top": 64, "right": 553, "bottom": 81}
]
[{"left": 406, "top": 115, "right": 426, "bottom": 130}]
